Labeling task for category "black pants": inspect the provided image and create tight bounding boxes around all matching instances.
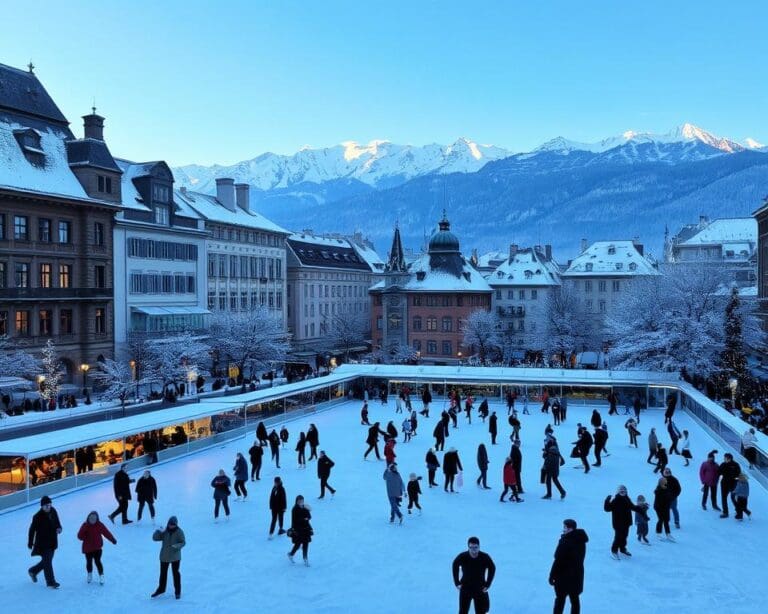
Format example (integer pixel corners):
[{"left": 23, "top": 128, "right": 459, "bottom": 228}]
[
  {"left": 477, "top": 469, "right": 488, "bottom": 487},
  {"left": 435, "top": 438, "right": 445, "bottom": 451},
  {"left": 428, "top": 468, "right": 437, "bottom": 486},
  {"left": 720, "top": 483, "right": 733, "bottom": 515},
  {"left": 546, "top": 474, "right": 565, "bottom": 497},
  {"left": 138, "top": 499, "right": 155, "bottom": 520},
  {"left": 515, "top": 469, "right": 523, "bottom": 492},
  {"left": 669, "top": 438, "right": 680, "bottom": 454},
  {"left": 289, "top": 540, "right": 309, "bottom": 559},
  {"left": 611, "top": 525, "right": 629, "bottom": 553},
  {"left": 444, "top": 474, "right": 456, "bottom": 492},
  {"left": 458, "top": 588, "right": 489, "bottom": 614},
  {"left": 735, "top": 496, "right": 751, "bottom": 519},
  {"left": 701, "top": 484, "right": 718, "bottom": 509},
  {"left": 309, "top": 445, "right": 318, "bottom": 460},
  {"left": 271, "top": 447, "right": 280, "bottom": 467},
  {"left": 29, "top": 548, "right": 56, "bottom": 586},
  {"left": 594, "top": 446, "right": 603, "bottom": 466},
  {"left": 85, "top": 549, "right": 103, "bottom": 574},
  {"left": 320, "top": 477, "right": 335, "bottom": 497},
  {"left": 553, "top": 587, "right": 580, "bottom": 614},
  {"left": 500, "top": 484, "right": 520, "bottom": 501},
  {"left": 364, "top": 443, "right": 381, "bottom": 459},
  {"left": 646, "top": 451, "right": 656, "bottom": 464},
  {"left": 490, "top": 432, "right": 497, "bottom": 445},
  {"left": 655, "top": 511, "right": 670, "bottom": 534},
  {"left": 579, "top": 453, "right": 590, "bottom": 472},
  {"left": 234, "top": 479, "right": 248, "bottom": 497},
  {"left": 110, "top": 498, "right": 129, "bottom": 523},
  {"left": 629, "top": 432, "right": 637, "bottom": 447},
  {"left": 214, "top": 497, "right": 230, "bottom": 518},
  {"left": 408, "top": 495, "right": 421, "bottom": 510},
  {"left": 250, "top": 460, "right": 261, "bottom": 480},
  {"left": 298, "top": 450, "right": 305, "bottom": 465},
  {"left": 270, "top": 510, "right": 284, "bottom": 534},
  {"left": 156, "top": 560, "right": 181, "bottom": 596}
]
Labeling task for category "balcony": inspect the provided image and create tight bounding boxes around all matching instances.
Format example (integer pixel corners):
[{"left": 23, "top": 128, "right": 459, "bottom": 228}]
[
  {"left": 0, "top": 287, "right": 113, "bottom": 300},
  {"left": 11, "top": 240, "right": 77, "bottom": 254}
]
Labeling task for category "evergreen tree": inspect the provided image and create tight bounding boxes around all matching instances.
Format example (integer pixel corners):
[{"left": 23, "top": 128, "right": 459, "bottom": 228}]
[{"left": 722, "top": 286, "right": 747, "bottom": 378}]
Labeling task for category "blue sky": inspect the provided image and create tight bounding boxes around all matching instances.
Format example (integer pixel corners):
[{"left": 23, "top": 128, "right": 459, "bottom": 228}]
[{"left": 3, "top": 0, "right": 766, "bottom": 165}]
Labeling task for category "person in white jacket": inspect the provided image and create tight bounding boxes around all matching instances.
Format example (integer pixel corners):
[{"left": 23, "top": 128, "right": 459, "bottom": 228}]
[
  {"left": 681, "top": 430, "right": 692, "bottom": 466},
  {"left": 741, "top": 428, "right": 758, "bottom": 469}
]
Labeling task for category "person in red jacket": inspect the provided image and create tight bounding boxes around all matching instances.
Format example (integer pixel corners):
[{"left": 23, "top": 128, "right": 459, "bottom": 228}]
[
  {"left": 384, "top": 438, "right": 397, "bottom": 465},
  {"left": 699, "top": 450, "right": 720, "bottom": 511},
  {"left": 499, "top": 457, "right": 523, "bottom": 502},
  {"left": 77, "top": 511, "right": 117, "bottom": 584}
]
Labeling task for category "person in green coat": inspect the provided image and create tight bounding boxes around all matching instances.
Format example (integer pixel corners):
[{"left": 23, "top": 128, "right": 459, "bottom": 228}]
[{"left": 151, "top": 516, "right": 186, "bottom": 600}]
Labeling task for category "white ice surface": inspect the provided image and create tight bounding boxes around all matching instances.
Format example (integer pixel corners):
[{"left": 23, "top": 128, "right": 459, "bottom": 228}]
[{"left": 1, "top": 399, "right": 766, "bottom": 613}]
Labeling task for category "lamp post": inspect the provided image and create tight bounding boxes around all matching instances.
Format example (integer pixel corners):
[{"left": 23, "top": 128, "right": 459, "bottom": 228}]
[
  {"left": 188, "top": 370, "right": 197, "bottom": 396},
  {"left": 80, "top": 363, "right": 90, "bottom": 393},
  {"left": 129, "top": 360, "right": 137, "bottom": 401},
  {"left": 728, "top": 377, "right": 738, "bottom": 410},
  {"left": 416, "top": 351, "right": 421, "bottom": 365},
  {"left": 37, "top": 374, "right": 45, "bottom": 392},
  {"left": 457, "top": 351, "right": 463, "bottom": 366}
]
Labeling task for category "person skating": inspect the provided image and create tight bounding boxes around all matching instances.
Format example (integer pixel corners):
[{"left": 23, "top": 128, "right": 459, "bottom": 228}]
[
  {"left": 433, "top": 420, "right": 446, "bottom": 452},
  {"left": 560, "top": 395, "right": 568, "bottom": 421},
  {"left": 306, "top": 424, "right": 320, "bottom": 461},
  {"left": 542, "top": 437, "right": 566, "bottom": 500},
  {"left": 741, "top": 427, "right": 758, "bottom": 469},
  {"left": 410, "top": 410, "right": 418, "bottom": 436},
  {"left": 590, "top": 409, "right": 601, "bottom": 429},
  {"left": 296, "top": 432, "right": 307, "bottom": 468},
  {"left": 549, "top": 519, "right": 588, "bottom": 614},
  {"left": 632, "top": 393, "right": 643, "bottom": 423},
  {"left": 541, "top": 389, "right": 550, "bottom": 414},
  {"left": 268, "top": 429, "right": 281, "bottom": 468},
  {"left": 441, "top": 410, "right": 451, "bottom": 438},
  {"left": 77, "top": 511, "right": 116, "bottom": 584},
  {"left": 718, "top": 452, "right": 741, "bottom": 518},
  {"left": 443, "top": 447, "right": 463, "bottom": 493},
  {"left": 653, "top": 478, "right": 674, "bottom": 541},
  {"left": 662, "top": 468, "right": 682, "bottom": 528},
  {"left": 211, "top": 469, "right": 231, "bottom": 521},
  {"left": 407, "top": 473, "right": 423, "bottom": 514},
  {"left": 421, "top": 387, "right": 432, "bottom": 417},
  {"left": 384, "top": 437, "right": 397, "bottom": 465},
  {"left": 593, "top": 426, "right": 608, "bottom": 467},
  {"left": 506, "top": 389, "right": 516, "bottom": 415},
  {"left": 449, "top": 405, "right": 459, "bottom": 429},
  {"left": 383, "top": 463, "right": 405, "bottom": 524},
  {"left": 604, "top": 484, "right": 641, "bottom": 558},
  {"left": 395, "top": 391, "right": 404, "bottom": 414},
  {"left": 249, "top": 439, "right": 264, "bottom": 480},
  {"left": 510, "top": 439, "right": 524, "bottom": 493},
  {"left": 150, "top": 516, "right": 185, "bottom": 599},
  {"left": 136, "top": 469, "right": 158, "bottom": 524},
  {"left": 402, "top": 417, "right": 413, "bottom": 443},
  {"left": 287, "top": 495, "right": 313, "bottom": 565},
  {"left": 256, "top": 421, "right": 269, "bottom": 447},
  {"left": 478, "top": 397, "right": 489, "bottom": 422},
  {"left": 279, "top": 426, "right": 289, "bottom": 448},
  {"left": 667, "top": 420, "right": 682, "bottom": 455},
  {"left": 635, "top": 495, "right": 651, "bottom": 545},
  {"left": 232, "top": 452, "right": 249, "bottom": 501},
  {"left": 386, "top": 420, "right": 398, "bottom": 441},
  {"left": 317, "top": 451, "right": 336, "bottom": 498},
  {"left": 681, "top": 430, "right": 692, "bottom": 466},
  {"left": 426, "top": 448, "right": 440, "bottom": 487},
  {"left": 552, "top": 397, "right": 562, "bottom": 426},
  {"left": 573, "top": 428, "right": 592, "bottom": 473},
  {"left": 699, "top": 450, "right": 720, "bottom": 511},
  {"left": 664, "top": 393, "right": 677, "bottom": 424},
  {"left": 108, "top": 464, "right": 135, "bottom": 525},
  {"left": 625, "top": 417, "right": 640, "bottom": 448},
  {"left": 464, "top": 395, "right": 473, "bottom": 424},
  {"left": 607, "top": 391, "right": 618, "bottom": 416},
  {"left": 476, "top": 443, "right": 491, "bottom": 489},
  {"left": 489, "top": 411, "right": 498, "bottom": 445},
  {"left": 653, "top": 444, "right": 668, "bottom": 474},
  {"left": 733, "top": 474, "right": 752, "bottom": 521},
  {"left": 508, "top": 411, "right": 521, "bottom": 441},
  {"left": 361, "top": 401, "right": 370, "bottom": 425},
  {"left": 452, "top": 536, "right": 496, "bottom": 614},
  {"left": 27, "top": 496, "right": 62, "bottom": 588},
  {"left": 269, "top": 477, "right": 287, "bottom": 538},
  {"left": 500, "top": 457, "right": 522, "bottom": 502},
  {"left": 646, "top": 429, "right": 658, "bottom": 464}
]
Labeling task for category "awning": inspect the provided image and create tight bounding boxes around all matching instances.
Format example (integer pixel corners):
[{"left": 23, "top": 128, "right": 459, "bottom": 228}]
[{"left": 131, "top": 306, "right": 211, "bottom": 316}]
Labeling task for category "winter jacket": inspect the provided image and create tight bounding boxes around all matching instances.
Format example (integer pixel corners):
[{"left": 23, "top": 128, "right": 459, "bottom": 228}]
[
  {"left": 28, "top": 507, "right": 62, "bottom": 554},
  {"left": 269, "top": 484, "right": 287, "bottom": 512},
  {"left": 211, "top": 474, "right": 231, "bottom": 500},
  {"left": 425, "top": 450, "right": 440, "bottom": 471},
  {"left": 549, "top": 528, "right": 589, "bottom": 595},
  {"left": 699, "top": 459, "right": 719, "bottom": 486},
  {"left": 77, "top": 519, "right": 116, "bottom": 554},
  {"left": 542, "top": 441, "right": 562, "bottom": 477},
  {"left": 113, "top": 469, "right": 134, "bottom": 500},
  {"left": 317, "top": 455, "right": 334, "bottom": 479},
  {"left": 233, "top": 456, "right": 248, "bottom": 481},
  {"left": 655, "top": 448, "right": 668, "bottom": 466},
  {"left": 443, "top": 450, "right": 463, "bottom": 476},
  {"left": 152, "top": 526, "right": 185, "bottom": 562},
  {"left": 422, "top": 389, "right": 432, "bottom": 404},
  {"left": 249, "top": 444, "right": 264, "bottom": 464},
  {"left": 367, "top": 424, "right": 386, "bottom": 445},
  {"left": 384, "top": 439, "right": 397, "bottom": 464},
  {"left": 306, "top": 427, "right": 319, "bottom": 448},
  {"left": 648, "top": 431, "right": 658, "bottom": 453},
  {"left": 383, "top": 468, "right": 405, "bottom": 498},
  {"left": 719, "top": 460, "right": 742, "bottom": 490},
  {"left": 477, "top": 445, "right": 489, "bottom": 471},
  {"left": 386, "top": 423, "right": 398, "bottom": 440},
  {"left": 665, "top": 475, "right": 682, "bottom": 499},
  {"left": 489, "top": 414, "right": 498, "bottom": 435},
  {"left": 256, "top": 422, "right": 268, "bottom": 442},
  {"left": 576, "top": 430, "right": 593, "bottom": 454},
  {"left": 590, "top": 411, "right": 602, "bottom": 428},
  {"left": 653, "top": 486, "right": 671, "bottom": 517},
  {"left": 136, "top": 476, "right": 158, "bottom": 502},
  {"left": 407, "top": 478, "right": 422, "bottom": 499},
  {"left": 634, "top": 502, "right": 650, "bottom": 525},
  {"left": 268, "top": 431, "right": 280, "bottom": 450},
  {"left": 604, "top": 493, "right": 640, "bottom": 530},
  {"left": 594, "top": 429, "right": 608, "bottom": 450},
  {"left": 733, "top": 480, "right": 750, "bottom": 499},
  {"left": 290, "top": 504, "right": 312, "bottom": 544},
  {"left": 296, "top": 435, "right": 307, "bottom": 453},
  {"left": 280, "top": 427, "right": 289, "bottom": 443},
  {"left": 502, "top": 461, "right": 516, "bottom": 486},
  {"left": 433, "top": 422, "right": 445, "bottom": 440}
]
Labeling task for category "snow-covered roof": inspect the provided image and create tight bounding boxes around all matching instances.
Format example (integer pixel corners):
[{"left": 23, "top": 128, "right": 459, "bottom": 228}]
[
  {"left": 288, "top": 234, "right": 372, "bottom": 271},
  {"left": 0, "top": 119, "right": 88, "bottom": 199},
  {"left": 563, "top": 241, "right": 659, "bottom": 277},
  {"left": 114, "top": 158, "right": 151, "bottom": 211},
  {"left": 174, "top": 189, "right": 288, "bottom": 234},
  {"left": 488, "top": 248, "right": 561, "bottom": 287},
  {"left": 474, "top": 251, "right": 507, "bottom": 269},
  {"left": 351, "top": 241, "right": 384, "bottom": 271},
  {"left": 395, "top": 252, "right": 492, "bottom": 293},
  {"left": 679, "top": 218, "right": 756, "bottom": 246}
]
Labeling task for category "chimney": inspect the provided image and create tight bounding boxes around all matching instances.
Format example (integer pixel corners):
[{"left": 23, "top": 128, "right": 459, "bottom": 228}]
[
  {"left": 580, "top": 238, "right": 588, "bottom": 253},
  {"left": 509, "top": 243, "right": 518, "bottom": 261},
  {"left": 235, "top": 183, "right": 250, "bottom": 212},
  {"left": 545, "top": 244, "right": 552, "bottom": 261},
  {"left": 82, "top": 112, "right": 105, "bottom": 140},
  {"left": 699, "top": 215, "right": 710, "bottom": 228},
  {"left": 216, "top": 178, "right": 236, "bottom": 212}
]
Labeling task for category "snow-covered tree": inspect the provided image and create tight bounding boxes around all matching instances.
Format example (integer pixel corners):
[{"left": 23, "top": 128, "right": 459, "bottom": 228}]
[
  {"left": 92, "top": 358, "right": 147, "bottom": 408},
  {"left": 146, "top": 332, "right": 211, "bottom": 395},
  {"left": 39, "top": 339, "right": 63, "bottom": 402},
  {"left": 544, "top": 282, "right": 592, "bottom": 358},
  {"left": 326, "top": 309, "right": 369, "bottom": 361},
  {"left": 0, "top": 336, "right": 39, "bottom": 378},
  {"left": 722, "top": 286, "right": 748, "bottom": 379},
  {"left": 389, "top": 342, "right": 418, "bottom": 364},
  {"left": 462, "top": 309, "right": 502, "bottom": 364},
  {"left": 208, "top": 308, "right": 290, "bottom": 390},
  {"left": 124, "top": 331, "right": 153, "bottom": 381}
]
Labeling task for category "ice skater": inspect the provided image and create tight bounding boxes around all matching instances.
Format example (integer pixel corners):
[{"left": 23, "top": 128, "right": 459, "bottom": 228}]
[
  {"left": 77, "top": 511, "right": 116, "bottom": 584},
  {"left": 150, "top": 516, "right": 185, "bottom": 599},
  {"left": 635, "top": 495, "right": 650, "bottom": 544},
  {"left": 452, "top": 537, "right": 496, "bottom": 614},
  {"left": 269, "top": 477, "right": 287, "bottom": 538},
  {"left": 287, "top": 496, "right": 313, "bottom": 566},
  {"left": 136, "top": 470, "right": 158, "bottom": 524},
  {"left": 211, "top": 469, "right": 231, "bottom": 521},
  {"left": 407, "top": 473, "right": 422, "bottom": 514}
]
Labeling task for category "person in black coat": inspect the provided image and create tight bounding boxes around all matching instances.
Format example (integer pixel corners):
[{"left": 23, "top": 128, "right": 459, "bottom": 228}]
[
  {"left": 361, "top": 402, "right": 370, "bottom": 425},
  {"left": 269, "top": 477, "right": 287, "bottom": 537},
  {"left": 664, "top": 393, "right": 677, "bottom": 424},
  {"left": 279, "top": 426, "right": 289, "bottom": 448},
  {"left": 364, "top": 422, "right": 388, "bottom": 459},
  {"left": 256, "top": 422, "right": 269, "bottom": 447},
  {"left": 476, "top": 443, "right": 490, "bottom": 489},
  {"left": 407, "top": 473, "right": 422, "bottom": 513},
  {"left": 590, "top": 409, "right": 602, "bottom": 429},
  {"left": 433, "top": 421, "right": 446, "bottom": 452},
  {"left": 718, "top": 453, "right": 741, "bottom": 518},
  {"left": 593, "top": 427, "right": 608, "bottom": 467},
  {"left": 287, "top": 495, "right": 313, "bottom": 565},
  {"left": 654, "top": 444, "right": 668, "bottom": 474},
  {"left": 296, "top": 432, "right": 307, "bottom": 468},
  {"left": 425, "top": 448, "right": 440, "bottom": 487},
  {"left": 452, "top": 536, "right": 496, "bottom": 614},
  {"left": 443, "top": 448, "right": 463, "bottom": 492},
  {"left": 573, "top": 429, "right": 593, "bottom": 473},
  {"left": 653, "top": 478, "right": 673, "bottom": 539},
  {"left": 510, "top": 439, "right": 523, "bottom": 493},
  {"left": 441, "top": 411, "right": 451, "bottom": 437},
  {"left": 268, "top": 430, "right": 281, "bottom": 468},
  {"left": 603, "top": 485, "right": 640, "bottom": 557},
  {"left": 27, "top": 496, "right": 62, "bottom": 588},
  {"left": 75, "top": 448, "right": 88, "bottom": 474},
  {"left": 489, "top": 412, "right": 498, "bottom": 445},
  {"left": 249, "top": 440, "right": 264, "bottom": 481},
  {"left": 386, "top": 421, "right": 398, "bottom": 441},
  {"left": 478, "top": 398, "right": 489, "bottom": 422},
  {"left": 136, "top": 470, "right": 158, "bottom": 523},
  {"left": 85, "top": 445, "right": 96, "bottom": 471},
  {"left": 317, "top": 451, "right": 336, "bottom": 498},
  {"left": 306, "top": 424, "right": 319, "bottom": 460},
  {"left": 108, "top": 465, "right": 135, "bottom": 525},
  {"left": 143, "top": 432, "right": 159, "bottom": 464},
  {"left": 549, "top": 518, "right": 588, "bottom": 614},
  {"left": 420, "top": 387, "right": 432, "bottom": 417}
]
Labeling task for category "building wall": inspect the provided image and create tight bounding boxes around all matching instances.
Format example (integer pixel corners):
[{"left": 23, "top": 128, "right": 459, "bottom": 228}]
[{"left": 490, "top": 284, "right": 556, "bottom": 349}]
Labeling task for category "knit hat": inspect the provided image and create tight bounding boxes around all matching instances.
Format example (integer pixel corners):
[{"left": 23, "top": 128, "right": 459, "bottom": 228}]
[
  {"left": 167, "top": 516, "right": 178, "bottom": 527},
  {"left": 40, "top": 496, "right": 52, "bottom": 506}
]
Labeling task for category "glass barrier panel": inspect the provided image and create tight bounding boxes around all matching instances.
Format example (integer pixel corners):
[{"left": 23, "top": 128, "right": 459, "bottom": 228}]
[{"left": 0, "top": 455, "right": 27, "bottom": 494}]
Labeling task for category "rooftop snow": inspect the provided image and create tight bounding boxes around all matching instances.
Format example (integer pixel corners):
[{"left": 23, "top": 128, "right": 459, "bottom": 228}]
[
  {"left": 679, "top": 218, "right": 757, "bottom": 246},
  {"left": 394, "top": 252, "right": 493, "bottom": 292},
  {"left": 488, "top": 248, "right": 561, "bottom": 287},
  {"left": 175, "top": 189, "right": 288, "bottom": 234},
  {"left": 563, "top": 241, "right": 659, "bottom": 277}
]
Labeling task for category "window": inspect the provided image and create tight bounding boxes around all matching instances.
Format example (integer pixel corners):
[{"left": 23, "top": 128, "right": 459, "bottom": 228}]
[
  {"left": 208, "top": 292, "right": 216, "bottom": 310},
  {"left": 0, "top": 214, "right": 5, "bottom": 239},
  {"left": 14, "top": 215, "right": 28, "bottom": 240},
  {"left": 584, "top": 280, "right": 593, "bottom": 292},
  {"left": 39, "top": 263, "right": 52, "bottom": 288},
  {"left": 495, "top": 289, "right": 501, "bottom": 300},
  {"left": 585, "top": 263, "right": 593, "bottom": 272},
  {"left": 412, "top": 296, "right": 422, "bottom": 306},
  {"left": 598, "top": 280, "right": 606, "bottom": 292},
  {"left": 628, "top": 262, "right": 637, "bottom": 271},
  {"left": 586, "top": 299, "right": 593, "bottom": 310},
  {"left": 241, "top": 292, "right": 248, "bottom": 310},
  {"left": 426, "top": 317, "right": 437, "bottom": 331},
  {"left": 441, "top": 316, "right": 453, "bottom": 332},
  {"left": 60, "top": 309, "right": 72, "bottom": 334},
  {"left": 518, "top": 290, "right": 525, "bottom": 300},
  {"left": 413, "top": 340, "right": 422, "bottom": 352},
  {"left": 598, "top": 299, "right": 606, "bottom": 313},
  {"left": 95, "top": 265, "right": 106, "bottom": 288},
  {"left": 456, "top": 296, "right": 463, "bottom": 306},
  {"left": 94, "top": 223, "right": 105, "bottom": 246},
  {"left": 218, "top": 293, "right": 226, "bottom": 310},
  {"left": 0, "top": 262, "right": 5, "bottom": 288},
  {"left": 507, "top": 290, "right": 514, "bottom": 300},
  {"left": 97, "top": 175, "right": 113, "bottom": 193},
  {"left": 15, "top": 310, "right": 30, "bottom": 335},
  {"left": 376, "top": 316, "right": 383, "bottom": 330},
  {"left": 442, "top": 296, "right": 453, "bottom": 307},
  {"left": 39, "top": 309, "right": 52, "bottom": 336},
  {"left": 38, "top": 218, "right": 51, "bottom": 242},
  {"left": 531, "top": 289, "right": 538, "bottom": 299},
  {"left": 230, "top": 295, "right": 237, "bottom": 310},
  {"left": 612, "top": 280, "right": 620, "bottom": 292},
  {"left": 442, "top": 341, "right": 452, "bottom": 356},
  {"left": 413, "top": 316, "right": 422, "bottom": 331},
  {"left": 517, "top": 320, "right": 525, "bottom": 331},
  {"left": 427, "top": 340, "right": 437, "bottom": 354},
  {"left": 426, "top": 295, "right": 439, "bottom": 307},
  {"left": 0, "top": 311, "right": 6, "bottom": 336},
  {"left": 95, "top": 307, "right": 106, "bottom": 334},
  {"left": 58, "top": 220, "right": 71, "bottom": 243},
  {"left": 15, "top": 263, "right": 29, "bottom": 287},
  {"left": 230, "top": 255, "right": 238, "bottom": 278},
  {"left": 59, "top": 264, "right": 71, "bottom": 288},
  {"left": 153, "top": 184, "right": 170, "bottom": 203},
  {"left": 154, "top": 204, "right": 170, "bottom": 225}
]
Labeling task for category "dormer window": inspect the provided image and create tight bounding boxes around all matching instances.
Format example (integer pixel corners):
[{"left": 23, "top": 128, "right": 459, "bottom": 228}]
[
  {"left": 416, "top": 271, "right": 426, "bottom": 281},
  {"left": 585, "top": 263, "right": 593, "bottom": 272},
  {"left": 615, "top": 262, "right": 623, "bottom": 270},
  {"left": 97, "top": 175, "right": 113, "bottom": 194},
  {"left": 497, "top": 271, "right": 504, "bottom": 278},
  {"left": 154, "top": 204, "right": 170, "bottom": 226},
  {"left": 13, "top": 128, "right": 45, "bottom": 165},
  {"left": 525, "top": 270, "right": 533, "bottom": 279},
  {"left": 463, "top": 272, "right": 471, "bottom": 281},
  {"left": 152, "top": 184, "right": 170, "bottom": 203},
  {"left": 607, "top": 245, "right": 616, "bottom": 255},
  {"left": 628, "top": 262, "right": 637, "bottom": 271}
]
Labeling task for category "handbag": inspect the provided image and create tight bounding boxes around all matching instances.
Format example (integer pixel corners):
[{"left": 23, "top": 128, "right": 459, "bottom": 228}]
[
  {"left": 559, "top": 455, "right": 566, "bottom": 466},
  {"left": 286, "top": 528, "right": 295, "bottom": 538},
  {"left": 456, "top": 471, "right": 464, "bottom": 488}
]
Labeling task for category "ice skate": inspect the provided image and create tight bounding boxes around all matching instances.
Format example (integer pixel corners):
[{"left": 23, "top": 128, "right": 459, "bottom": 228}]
[
  {"left": 287, "top": 552, "right": 295, "bottom": 563},
  {"left": 87, "top": 572, "right": 92, "bottom": 584},
  {"left": 99, "top": 575, "right": 104, "bottom": 585}
]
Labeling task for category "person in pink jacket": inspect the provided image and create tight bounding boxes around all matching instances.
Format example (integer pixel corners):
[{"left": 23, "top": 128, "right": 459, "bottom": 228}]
[
  {"left": 77, "top": 511, "right": 117, "bottom": 584},
  {"left": 699, "top": 450, "right": 720, "bottom": 511}
]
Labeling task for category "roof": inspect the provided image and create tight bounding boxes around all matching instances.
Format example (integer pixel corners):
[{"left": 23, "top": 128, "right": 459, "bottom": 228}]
[
  {"left": 131, "top": 305, "right": 211, "bottom": 316},
  {"left": 174, "top": 189, "right": 288, "bottom": 234},
  {"left": 288, "top": 234, "right": 372, "bottom": 271},
  {"left": 474, "top": 251, "right": 507, "bottom": 269},
  {"left": 0, "top": 63, "right": 69, "bottom": 125},
  {"left": 373, "top": 251, "right": 492, "bottom": 293},
  {"left": 488, "top": 247, "right": 561, "bottom": 287},
  {"left": 352, "top": 240, "right": 385, "bottom": 271},
  {"left": 65, "top": 138, "right": 121, "bottom": 172},
  {"left": 563, "top": 241, "right": 659, "bottom": 277},
  {"left": 114, "top": 158, "right": 151, "bottom": 210},
  {"left": 678, "top": 218, "right": 756, "bottom": 246}
]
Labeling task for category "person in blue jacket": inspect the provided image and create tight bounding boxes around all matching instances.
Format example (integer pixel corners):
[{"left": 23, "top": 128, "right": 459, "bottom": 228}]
[{"left": 233, "top": 453, "right": 249, "bottom": 500}]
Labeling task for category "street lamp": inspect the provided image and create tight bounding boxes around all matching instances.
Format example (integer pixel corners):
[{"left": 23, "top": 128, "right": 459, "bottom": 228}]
[
  {"left": 728, "top": 377, "right": 738, "bottom": 410},
  {"left": 37, "top": 374, "right": 45, "bottom": 392},
  {"left": 80, "top": 363, "right": 90, "bottom": 391},
  {"left": 129, "top": 360, "right": 137, "bottom": 401},
  {"left": 457, "top": 351, "right": 463, "bottom": 366}
]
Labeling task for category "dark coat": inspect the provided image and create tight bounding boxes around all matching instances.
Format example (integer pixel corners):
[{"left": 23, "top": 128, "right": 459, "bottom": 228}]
[
  {"left": 407, "top": 478, "right": 422, "bottom": 499},
  {"left": 510, "top": 445, "right": 522, "bottom": 471},
  {"left": 666, "top": 475, "right": 682, "bottom": 498},
  {"left": 233, "top": 456, "right": 249, "bottom": 481},
  {"left": 268, "top": 431, "right": 280, "bottom": 450},
  {"left": 604, "top": 493, "right": 640, "bottom": 529},
  {"left": 590, "top": 410, "right": 602, "bottom": 428},
  {"left": 317, "top": 455, "right": 334, "bottom": 479},
  {"left": 306, "top": 427, "right": 319, "bottom": 448},
  {"left": 113, "top": 469, "right": 134, "bottom": 500},
  {"left": 422, "top": 389, "right": 432, "bottom": 404},
  {"left": 296, "top": 434, "right": 307, "bottom": 453},
  {"left": 211, "top": 474, "right": 231, "bottom": 500},
  {"left": 549, "top": 528, "right": 589, "bottom": 594},
  {"left": 269, "top": 484, "right": 287, "bottom": 512},
  {"left": 653, "top": 486, "right": 671, "bottom": 518},
  {"left": 249, "top": 444, "right": 264, "bottom": 464},
  {"left": 477, "top": 445, "right": 489, "bottom": 470},
  {"left": 443, "top": 450, "right": 463, "bottom": 476},
  {"left": 719, "top": 459, "right": 742, "bottom": 490},
  {"left": 594, "top": 429, "right": 608, "bottom": 450},
  {"left": 543, "top": 441, "right": 562, "bottom": 477},
  {"left": 576, "top": 430, "right": 593, "bottom": 454},
  {"left": 28, "top": 507, "right": 62, "bottom": 554},
  {"left": 489, "top": 414, "right": 498, "bottom": 435},
  {"left": 290, "top": 504, "right": 312, "bottom": 544},
  {"left": 367, "top": 424, "right": 386, "bottom": 445},
  {"left": 256, "top": 422, "right": 268, "bottom": 441},
  {"left": 425, "top": 450, "right": 440, "bottom": 470},
  {"left": 386, "top": 422, "right": 398, "bottom": 440},
  {"left": 432, "top": 422, "right": 445, "bottom": 440},
  {"left": 135, "top": 475, "right": 158, "bottom": 502}
]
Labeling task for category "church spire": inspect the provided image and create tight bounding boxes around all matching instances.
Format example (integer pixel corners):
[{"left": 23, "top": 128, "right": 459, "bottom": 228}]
[{"left": 386, "top": 222, "right": 407, "bottom": 273}]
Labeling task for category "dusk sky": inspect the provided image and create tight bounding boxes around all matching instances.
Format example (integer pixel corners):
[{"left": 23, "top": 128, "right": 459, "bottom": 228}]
[{"left": 4, "top": 0, "right": 766, "bottom": 166}]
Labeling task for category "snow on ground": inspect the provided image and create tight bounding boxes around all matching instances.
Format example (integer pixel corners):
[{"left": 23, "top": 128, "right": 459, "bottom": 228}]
[{"left": 1, "top": 399, "right": 766, "bottom": 613}]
